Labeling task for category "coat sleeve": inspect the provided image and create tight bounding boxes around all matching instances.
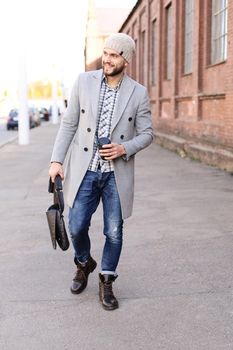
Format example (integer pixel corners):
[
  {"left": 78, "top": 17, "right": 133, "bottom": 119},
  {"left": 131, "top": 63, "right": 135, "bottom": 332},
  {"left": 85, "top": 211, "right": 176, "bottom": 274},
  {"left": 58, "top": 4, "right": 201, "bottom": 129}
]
[
  {"left": 121, "top": 87, "right": 154, "bottom": 160},
  {"left": 51, "top": 76, "right": 81, "bottom": 164}
]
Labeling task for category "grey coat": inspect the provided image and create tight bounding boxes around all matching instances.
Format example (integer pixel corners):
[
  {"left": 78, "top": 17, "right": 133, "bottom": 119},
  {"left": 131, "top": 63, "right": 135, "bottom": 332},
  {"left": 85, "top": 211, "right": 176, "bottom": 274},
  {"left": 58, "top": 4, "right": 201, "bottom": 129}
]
[{"left": 51, "top": 69, "right": 153, "bottom": 219}]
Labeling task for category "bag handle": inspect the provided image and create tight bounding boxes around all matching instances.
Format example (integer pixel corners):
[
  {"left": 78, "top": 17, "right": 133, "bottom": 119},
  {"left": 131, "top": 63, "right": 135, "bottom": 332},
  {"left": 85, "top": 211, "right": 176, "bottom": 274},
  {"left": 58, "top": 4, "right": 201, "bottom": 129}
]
[{"left": 48, "top": 175, "right": 64, "bottom": 213}]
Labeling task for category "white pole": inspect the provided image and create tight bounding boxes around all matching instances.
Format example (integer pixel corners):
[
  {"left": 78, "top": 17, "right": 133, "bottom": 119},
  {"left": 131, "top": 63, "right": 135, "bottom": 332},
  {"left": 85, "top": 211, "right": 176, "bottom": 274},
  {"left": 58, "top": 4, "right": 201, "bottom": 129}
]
[
  {"left": 52, "top": 65, "right": 58, "bottom": 124},
  {"left": 18, "top": 52, "right": 29, "bottom": 145}
]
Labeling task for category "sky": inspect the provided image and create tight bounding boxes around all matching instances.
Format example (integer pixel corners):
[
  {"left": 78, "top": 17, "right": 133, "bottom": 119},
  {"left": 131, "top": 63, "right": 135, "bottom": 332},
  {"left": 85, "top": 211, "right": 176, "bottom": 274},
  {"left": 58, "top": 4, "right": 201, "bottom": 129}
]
[
  {"left": 0, "top": 0, "right": 88, "bottom": 93},
  {"left": 0, "top": 0, "right": 137, "bottom": 99},
  {"left": 96, "top": 0, "right": 136, "bottom": 8}
]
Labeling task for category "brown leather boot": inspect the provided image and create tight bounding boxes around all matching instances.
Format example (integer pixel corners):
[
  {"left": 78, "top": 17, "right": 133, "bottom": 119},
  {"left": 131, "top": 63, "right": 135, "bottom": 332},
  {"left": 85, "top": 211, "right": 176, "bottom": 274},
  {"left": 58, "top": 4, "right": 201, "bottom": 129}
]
[
  {"left": 70, "top": 257, "right": 97, "bottom": 294},
  {"left": 99, "top": 274, "right": 119, "bottom": 310}
]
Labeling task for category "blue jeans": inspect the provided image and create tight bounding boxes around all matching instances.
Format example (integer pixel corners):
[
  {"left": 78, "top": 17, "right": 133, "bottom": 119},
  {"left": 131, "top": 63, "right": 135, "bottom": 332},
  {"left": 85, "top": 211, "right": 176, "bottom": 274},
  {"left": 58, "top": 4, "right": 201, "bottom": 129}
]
[{"left": 68, "top": 170, "right": 123, "bottom": 274}]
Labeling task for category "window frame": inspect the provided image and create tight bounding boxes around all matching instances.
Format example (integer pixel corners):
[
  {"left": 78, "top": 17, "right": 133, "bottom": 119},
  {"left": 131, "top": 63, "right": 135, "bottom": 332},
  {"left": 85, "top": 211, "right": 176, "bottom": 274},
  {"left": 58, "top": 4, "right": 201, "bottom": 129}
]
[
  {"left": 183, "top": 0, "right": 194, "bottom": 74},
  {"left": 165, "top": 3, "right": 173, "bottom": 80},
  {"left": 151, "top": 18, "right": 157, "bottom": 86},
  {"left": 141, "top": 30, "right": 147, "bottom": 85},
  {"left": 210, "top": 0, "right": 228, "bottom": 65}
]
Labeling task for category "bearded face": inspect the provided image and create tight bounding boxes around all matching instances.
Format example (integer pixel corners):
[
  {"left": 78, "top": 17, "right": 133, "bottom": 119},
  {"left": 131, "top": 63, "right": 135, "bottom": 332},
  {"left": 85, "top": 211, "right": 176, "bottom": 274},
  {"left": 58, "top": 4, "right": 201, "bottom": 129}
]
[{"left": 102, "top": 49, "right": 127, "bottom": 77}]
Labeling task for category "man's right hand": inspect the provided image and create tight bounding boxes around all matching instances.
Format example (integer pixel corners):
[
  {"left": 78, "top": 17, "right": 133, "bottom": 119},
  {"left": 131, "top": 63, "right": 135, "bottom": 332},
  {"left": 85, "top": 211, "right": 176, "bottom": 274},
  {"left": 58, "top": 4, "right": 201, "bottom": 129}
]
[{"left": 49, "top": 162, "right": 64, "bottom": 182}]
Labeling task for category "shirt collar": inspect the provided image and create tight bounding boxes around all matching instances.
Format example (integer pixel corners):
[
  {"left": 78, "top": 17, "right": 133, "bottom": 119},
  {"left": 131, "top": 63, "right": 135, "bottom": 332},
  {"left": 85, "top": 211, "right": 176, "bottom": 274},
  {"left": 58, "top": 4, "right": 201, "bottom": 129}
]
[{"left": 102, "top": 73, "right": 124, "bottom": 91}]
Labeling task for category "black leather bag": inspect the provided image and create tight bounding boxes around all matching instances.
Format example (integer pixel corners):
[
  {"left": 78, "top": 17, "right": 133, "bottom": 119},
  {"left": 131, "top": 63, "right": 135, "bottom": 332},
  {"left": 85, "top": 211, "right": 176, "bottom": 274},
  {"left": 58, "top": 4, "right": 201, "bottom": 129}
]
[{"left": 46, "top": 175, "right": 69, "bottom": 251}]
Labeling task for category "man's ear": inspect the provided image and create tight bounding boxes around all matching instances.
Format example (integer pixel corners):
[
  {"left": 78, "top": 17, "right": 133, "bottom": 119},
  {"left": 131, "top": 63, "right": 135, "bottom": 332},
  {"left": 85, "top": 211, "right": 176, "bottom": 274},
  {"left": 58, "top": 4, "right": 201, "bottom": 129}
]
[{"left": 124, "top": 62, "right": 128, "bottom": 67}]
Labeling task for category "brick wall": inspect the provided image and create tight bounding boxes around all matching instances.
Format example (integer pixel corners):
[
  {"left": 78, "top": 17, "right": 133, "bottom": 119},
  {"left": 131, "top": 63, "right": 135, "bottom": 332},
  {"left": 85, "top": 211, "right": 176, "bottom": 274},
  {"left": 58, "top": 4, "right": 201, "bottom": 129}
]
[{"left": 120, "top": 0, "right": 233, "bottom": 149}]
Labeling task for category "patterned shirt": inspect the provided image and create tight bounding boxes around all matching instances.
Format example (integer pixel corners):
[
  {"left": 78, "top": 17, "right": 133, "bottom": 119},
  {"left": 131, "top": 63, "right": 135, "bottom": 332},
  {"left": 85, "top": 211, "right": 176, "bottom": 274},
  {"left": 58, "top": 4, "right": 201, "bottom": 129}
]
[{"left": 88, "top": 76, "right": 121, "bottom": 172}]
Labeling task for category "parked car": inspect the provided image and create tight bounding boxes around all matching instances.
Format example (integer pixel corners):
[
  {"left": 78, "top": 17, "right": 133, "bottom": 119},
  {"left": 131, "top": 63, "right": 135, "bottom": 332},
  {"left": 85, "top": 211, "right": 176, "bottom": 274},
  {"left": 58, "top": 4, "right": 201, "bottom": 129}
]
[
  {"left": 6, "top": 109, "right": 18, "bottom": 130},
  {"left": 29, "top": 107, "right": 41, "bottom": 127},
  {"left": 6, "top": 109, "right": 39, "bottom": 130},
  {"left": 38, "top": 107, "right": 50, "bottom": 121}
]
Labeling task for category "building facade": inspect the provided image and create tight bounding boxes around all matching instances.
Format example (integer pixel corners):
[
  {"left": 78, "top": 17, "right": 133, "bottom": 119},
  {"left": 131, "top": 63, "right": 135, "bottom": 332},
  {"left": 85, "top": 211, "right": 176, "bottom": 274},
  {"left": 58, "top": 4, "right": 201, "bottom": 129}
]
[{"left": 120, "top": 0, "right": 233, "bottom": 152}]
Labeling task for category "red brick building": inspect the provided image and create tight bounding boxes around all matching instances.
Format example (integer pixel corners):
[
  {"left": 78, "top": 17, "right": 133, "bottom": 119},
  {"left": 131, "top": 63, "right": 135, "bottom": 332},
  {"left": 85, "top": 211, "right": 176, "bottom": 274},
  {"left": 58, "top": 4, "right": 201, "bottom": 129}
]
[
  {"left": 119, "top": 0, "right": 233, "bottom": 169},
  {"left": 86, "top": 0, "right": 233, "bottom": 170}
]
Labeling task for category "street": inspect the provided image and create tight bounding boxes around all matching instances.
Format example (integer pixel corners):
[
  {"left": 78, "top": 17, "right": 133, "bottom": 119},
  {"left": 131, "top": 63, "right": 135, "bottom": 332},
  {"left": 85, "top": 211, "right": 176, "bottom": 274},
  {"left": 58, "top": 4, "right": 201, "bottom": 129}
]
[
  {"left": 0, "top": 122, "right": 17, "bottom": 146},
  {"left": 0, "top": 123, "right": 233, "bottom": 350}
]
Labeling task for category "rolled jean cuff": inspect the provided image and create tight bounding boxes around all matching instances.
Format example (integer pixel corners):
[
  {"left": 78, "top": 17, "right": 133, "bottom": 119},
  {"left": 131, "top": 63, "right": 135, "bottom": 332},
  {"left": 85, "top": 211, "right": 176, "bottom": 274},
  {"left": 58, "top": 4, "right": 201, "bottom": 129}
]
[{"left": 101, "top": 270, "right": 118, "bottom": 277}]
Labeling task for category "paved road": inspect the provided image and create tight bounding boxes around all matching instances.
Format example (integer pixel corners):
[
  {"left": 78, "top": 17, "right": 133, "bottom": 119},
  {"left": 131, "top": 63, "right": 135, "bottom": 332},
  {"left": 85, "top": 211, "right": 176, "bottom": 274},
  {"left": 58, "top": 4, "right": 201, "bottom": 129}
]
[
  {"left": 0, "top": 123, "right": 233, "bottom": 350},
  {"left": 0, "top": 122, "right": 17, "bottom": 146}
]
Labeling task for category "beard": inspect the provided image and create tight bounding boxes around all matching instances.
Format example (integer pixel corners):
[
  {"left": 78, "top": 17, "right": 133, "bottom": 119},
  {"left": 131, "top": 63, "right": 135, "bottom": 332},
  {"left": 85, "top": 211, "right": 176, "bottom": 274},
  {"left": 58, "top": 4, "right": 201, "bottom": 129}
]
[{"left": 102, "top": 61, "right": 125, "bottom": 76}]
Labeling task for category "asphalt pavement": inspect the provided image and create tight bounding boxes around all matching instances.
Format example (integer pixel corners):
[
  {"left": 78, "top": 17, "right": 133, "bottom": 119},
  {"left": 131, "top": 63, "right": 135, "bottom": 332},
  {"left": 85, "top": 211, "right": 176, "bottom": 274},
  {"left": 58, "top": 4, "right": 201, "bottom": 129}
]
[
  {"left": 1, "top": 122, "right": 233, "bottom": 350},
  {"left": 0, "top": 123, "right": 17, "bottom": 148}
]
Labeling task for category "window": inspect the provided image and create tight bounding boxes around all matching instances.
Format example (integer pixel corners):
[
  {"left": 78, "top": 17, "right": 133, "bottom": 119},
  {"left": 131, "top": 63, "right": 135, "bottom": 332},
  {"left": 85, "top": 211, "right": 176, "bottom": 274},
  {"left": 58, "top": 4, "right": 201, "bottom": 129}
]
[
  {"left": 151, "top": 19, "right": 157, "bottom": 85},
  {"left": 166, "top": 4, "right": 173, "bottom": 80},
  {"left": 184, "top": 0, "right": 193, "bottom": 73},
  {"left": 131, "top": 39, "right": 137, "bottom": 79},
  {"left": 211, "top": 0, "right": 228, "bottom": 64},
  {"left": 141, "top": 31, "right": 147, "bottom": 85}
]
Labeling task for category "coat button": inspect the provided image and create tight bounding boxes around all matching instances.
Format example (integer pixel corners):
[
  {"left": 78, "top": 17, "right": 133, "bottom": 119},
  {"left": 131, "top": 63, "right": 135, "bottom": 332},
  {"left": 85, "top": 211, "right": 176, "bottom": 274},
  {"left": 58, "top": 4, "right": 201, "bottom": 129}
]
[
  {"left": 120, "top": 135, "right": 124, "bottom": 140},
  {"left": 128, "top": 117, "right": 132, "bottom": 121},
  {"left": 84, "top": 147, "right": 88, "bottom": 151},
  {"left": 87, "top": 128, "right": 91, "bottom": 132},
  {"left": 81, "top": 109, "right": 85, "bottom": 113}
]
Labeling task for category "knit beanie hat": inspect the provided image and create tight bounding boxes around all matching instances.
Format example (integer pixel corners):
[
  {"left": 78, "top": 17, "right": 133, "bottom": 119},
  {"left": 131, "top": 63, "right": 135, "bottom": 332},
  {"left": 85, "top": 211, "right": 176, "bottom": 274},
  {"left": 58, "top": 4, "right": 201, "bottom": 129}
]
[{"left": 104, "top": 33, "right": 136, "bottom": 63}]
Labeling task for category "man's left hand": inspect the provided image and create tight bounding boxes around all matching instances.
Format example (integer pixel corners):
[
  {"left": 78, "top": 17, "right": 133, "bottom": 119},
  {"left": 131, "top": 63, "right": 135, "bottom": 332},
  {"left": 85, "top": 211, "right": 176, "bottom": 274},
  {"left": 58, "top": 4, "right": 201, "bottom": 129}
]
[{"left": 99, "top": 143, "right": 126, "bottom": 160}]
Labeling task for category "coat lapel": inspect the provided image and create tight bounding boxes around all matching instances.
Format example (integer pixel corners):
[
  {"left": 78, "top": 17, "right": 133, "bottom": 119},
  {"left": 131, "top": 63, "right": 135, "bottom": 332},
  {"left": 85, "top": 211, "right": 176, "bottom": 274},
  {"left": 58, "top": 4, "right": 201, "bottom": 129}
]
[
  {"left": 90, "top": 69, "right": 103, "bottom": 121},
  {"left": 111, "top": 75, "right": 135, "bottom": 133}
]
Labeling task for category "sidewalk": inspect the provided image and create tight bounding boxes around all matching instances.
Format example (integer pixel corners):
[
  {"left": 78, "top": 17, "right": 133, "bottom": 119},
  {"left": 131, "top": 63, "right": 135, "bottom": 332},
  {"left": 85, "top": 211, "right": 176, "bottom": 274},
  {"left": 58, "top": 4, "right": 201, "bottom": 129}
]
[
  {"left": 155, "top": 131, "right": 233, "bottom": 172},
  {"left": 1, "top": 123, "right": 233, "bottom": 350}
]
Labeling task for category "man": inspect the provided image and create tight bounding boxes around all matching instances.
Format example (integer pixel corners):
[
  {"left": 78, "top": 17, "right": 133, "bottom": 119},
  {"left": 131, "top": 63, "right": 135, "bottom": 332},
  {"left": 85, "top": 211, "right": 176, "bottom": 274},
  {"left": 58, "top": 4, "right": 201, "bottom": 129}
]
[{"left": 49, "top": 33, "right": 153, "bottom": 310}]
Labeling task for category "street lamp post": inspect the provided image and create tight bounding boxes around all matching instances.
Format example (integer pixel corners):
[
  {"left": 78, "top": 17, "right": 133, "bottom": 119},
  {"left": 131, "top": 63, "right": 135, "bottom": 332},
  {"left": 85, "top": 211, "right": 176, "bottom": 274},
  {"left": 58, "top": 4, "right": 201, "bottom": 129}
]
[
  {"left": 52, "top": 65, "right": 59, "bottom": 124},
  {"left": 18, "top": 52, "right": 29, "bottom": 145}
]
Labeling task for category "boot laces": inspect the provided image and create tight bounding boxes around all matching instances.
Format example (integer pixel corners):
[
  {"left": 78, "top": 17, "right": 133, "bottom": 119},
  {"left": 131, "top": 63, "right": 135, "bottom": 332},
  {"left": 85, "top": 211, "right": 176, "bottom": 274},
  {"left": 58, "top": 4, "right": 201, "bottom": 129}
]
[
  {"left": 104, "top": 282, "right": 114, "bottom": 296},
  {"left": 74, "top": 266, "right": 86, "bottom": 282}
]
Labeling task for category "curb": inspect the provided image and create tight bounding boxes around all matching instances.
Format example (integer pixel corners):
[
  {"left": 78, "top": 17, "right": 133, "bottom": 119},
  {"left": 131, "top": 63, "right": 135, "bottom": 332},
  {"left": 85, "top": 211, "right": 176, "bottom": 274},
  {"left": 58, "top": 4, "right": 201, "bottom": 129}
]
[
  {"left": 0, "top": 121, "right": 54, "bottom": 150},
  {"left": 155, "top": 131, "right": 233, "bottom": 173},
  {"left": 0, "top": 135, "right": 18, "bottom": 149}
]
